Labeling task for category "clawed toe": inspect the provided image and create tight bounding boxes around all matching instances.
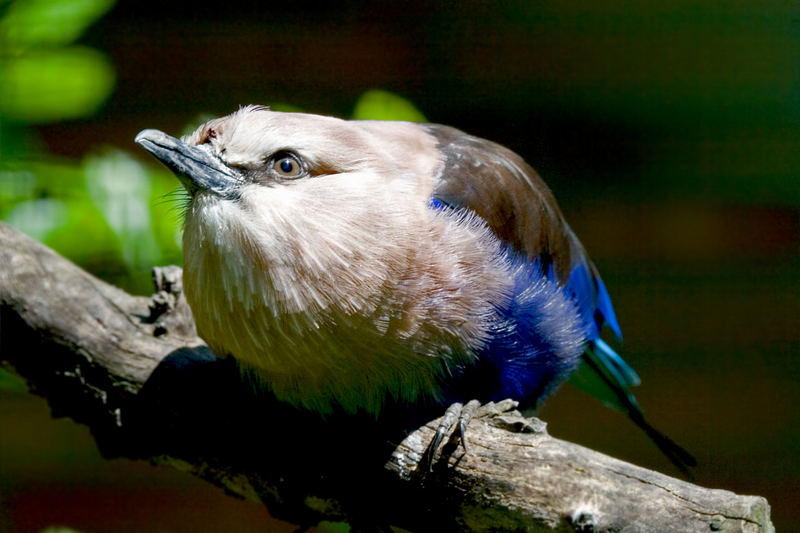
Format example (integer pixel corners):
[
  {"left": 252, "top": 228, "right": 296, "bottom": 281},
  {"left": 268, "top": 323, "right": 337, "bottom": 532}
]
[{"left": 423, "top": 399, "right": 482, "bottom": 471}]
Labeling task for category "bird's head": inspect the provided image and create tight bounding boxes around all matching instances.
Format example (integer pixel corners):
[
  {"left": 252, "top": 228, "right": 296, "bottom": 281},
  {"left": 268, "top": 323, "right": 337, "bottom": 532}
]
[{"left": 135, "top": 105, "right": 439, "bottom": 200}]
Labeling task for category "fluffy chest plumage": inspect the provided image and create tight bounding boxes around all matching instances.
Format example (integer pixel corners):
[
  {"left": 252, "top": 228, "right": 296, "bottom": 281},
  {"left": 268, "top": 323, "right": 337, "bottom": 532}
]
[{"left": 181, "top": 177, "right": 514, "bottom": 414}]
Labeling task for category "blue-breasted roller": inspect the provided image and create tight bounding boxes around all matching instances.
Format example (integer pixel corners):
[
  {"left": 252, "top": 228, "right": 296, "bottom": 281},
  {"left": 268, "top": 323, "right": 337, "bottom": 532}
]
[{"left": 135, "top": 106, "right": 694, "bottom": 475}]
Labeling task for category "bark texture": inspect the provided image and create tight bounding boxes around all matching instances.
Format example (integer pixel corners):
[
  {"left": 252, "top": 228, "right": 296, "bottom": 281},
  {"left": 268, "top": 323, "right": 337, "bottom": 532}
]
[{"left": 0, "top": 222, "right": 774, "bottom": 532}]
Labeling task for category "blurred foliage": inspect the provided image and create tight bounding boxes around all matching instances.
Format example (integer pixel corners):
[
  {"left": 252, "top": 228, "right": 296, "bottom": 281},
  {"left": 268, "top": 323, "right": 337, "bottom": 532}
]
[
  {"left": 0, "top": 366, "right": 27, "bottom": 392},
  {"left": 0, "top": 1, "right": 121, "bottom": 267},
  {"left": 312, "top": 521, "right": 351, "bottom": 533},
  {"left": 0, "top": 0, "right": 115, "bottom": 123},
  {"left": 2, "top": 46, "right": 114, "bottom": 123},
  {"left": 351, "top": 89, "right": 427, "bottom": 122},
  {"left": 1, "top": 0, "right": 113, "bottom": 49}
]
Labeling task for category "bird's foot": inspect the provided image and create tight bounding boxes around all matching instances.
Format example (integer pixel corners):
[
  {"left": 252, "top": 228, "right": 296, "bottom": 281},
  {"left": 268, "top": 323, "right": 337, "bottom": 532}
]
[
  {"left": 423, "top": 399, "right": 520, "bottom": 471},
  {"left": 436, "top": 400, "right": 480, "bottom": 453},
  {"left": 423, "top": 400, "right": 476, "bottom": 471}
]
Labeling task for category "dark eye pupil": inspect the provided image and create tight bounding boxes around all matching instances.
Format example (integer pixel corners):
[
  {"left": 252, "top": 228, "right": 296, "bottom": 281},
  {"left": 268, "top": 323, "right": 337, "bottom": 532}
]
[{"left": 280, "top": 159, "right": 294, "bottom": 173}]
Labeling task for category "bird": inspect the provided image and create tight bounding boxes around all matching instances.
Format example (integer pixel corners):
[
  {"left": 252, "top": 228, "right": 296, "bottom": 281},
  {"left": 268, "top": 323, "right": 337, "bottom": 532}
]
[{"left": 135, "top": 105, "right": 695, "bottom": 475}]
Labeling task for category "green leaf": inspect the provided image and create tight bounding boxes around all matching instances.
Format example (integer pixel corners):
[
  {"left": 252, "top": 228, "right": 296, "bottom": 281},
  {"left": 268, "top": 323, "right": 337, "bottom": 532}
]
[
  {"left": 313, "top": 522, "right": 351, "bottom": 533},
  {"left": 0, "top": 46, "right": 115, "bottom": 123},
  {"left": 0, "top": 166, "right": 37, "bottom": 207},
  {"left": 0, "top": 0, "right": 115, "bottom": 50},
  {"left": 148, "top": 167, "right": 185, "bottom": 265},
  {"left": 351, "top": 89, "right": 426, "bottom": 122},
  {"left": 0, "top": 368, "right": 27, "bottom": 393},
  {"left": 4, "top": 197, "right": 69, "bottom": 242},
  {"left": 84, "top": 150, "right": 163, "bottom": 276}
]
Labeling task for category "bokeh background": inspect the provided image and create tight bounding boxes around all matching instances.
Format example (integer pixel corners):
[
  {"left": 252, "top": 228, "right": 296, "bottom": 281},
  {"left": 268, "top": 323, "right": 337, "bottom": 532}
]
[{"left": 1, "top": 1, "right": 798, "bottom": 531}]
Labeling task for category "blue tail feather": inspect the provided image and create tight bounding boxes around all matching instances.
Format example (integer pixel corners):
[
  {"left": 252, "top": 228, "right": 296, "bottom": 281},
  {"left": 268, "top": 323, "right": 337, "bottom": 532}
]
[{"left": 594, "top": 338, "right": 640, "bottom": 388}]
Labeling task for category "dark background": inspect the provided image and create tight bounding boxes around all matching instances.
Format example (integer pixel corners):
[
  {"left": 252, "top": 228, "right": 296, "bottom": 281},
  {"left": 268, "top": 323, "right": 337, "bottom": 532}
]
[{"left": 2, "top": 1, "right": 798, "bottom": 531}]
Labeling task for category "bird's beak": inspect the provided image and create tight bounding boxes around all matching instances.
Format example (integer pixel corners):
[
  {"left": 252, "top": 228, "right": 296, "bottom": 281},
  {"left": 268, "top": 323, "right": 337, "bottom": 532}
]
[{"left": 135, "top": 129, "right": 241, "bottom": 197}]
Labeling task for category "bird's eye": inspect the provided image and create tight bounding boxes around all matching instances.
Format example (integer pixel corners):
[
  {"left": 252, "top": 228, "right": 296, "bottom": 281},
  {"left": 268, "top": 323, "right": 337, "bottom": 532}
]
[{"left": 271, "top": 153, "right": 303, "bottom": 178}]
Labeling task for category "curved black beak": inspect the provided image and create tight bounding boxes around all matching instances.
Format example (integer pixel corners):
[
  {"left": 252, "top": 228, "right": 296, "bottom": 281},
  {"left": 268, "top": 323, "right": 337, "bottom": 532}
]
[{"left": 135, "top": 129, "right": 241, "bottom": 197}]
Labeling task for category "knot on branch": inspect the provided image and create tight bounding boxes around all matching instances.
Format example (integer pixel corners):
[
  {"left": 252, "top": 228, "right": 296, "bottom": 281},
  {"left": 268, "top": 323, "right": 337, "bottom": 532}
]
[{"left": 147, "top": 265, "right": 196, "bottom": 338}]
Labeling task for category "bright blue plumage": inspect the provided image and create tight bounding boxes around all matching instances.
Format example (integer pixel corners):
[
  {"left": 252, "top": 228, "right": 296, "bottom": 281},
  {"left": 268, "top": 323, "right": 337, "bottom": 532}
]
[
  {"left": 477, "top": 253, "right": 589, "bottom": 405},
  {"left": 594, "top": 276, "right": 623, "bottom": 341}
]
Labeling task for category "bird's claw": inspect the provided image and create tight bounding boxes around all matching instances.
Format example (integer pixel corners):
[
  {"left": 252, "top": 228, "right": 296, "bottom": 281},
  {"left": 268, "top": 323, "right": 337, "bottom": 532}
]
[{"left": 424, "top": 399, "right": 482, "bottom": 471}]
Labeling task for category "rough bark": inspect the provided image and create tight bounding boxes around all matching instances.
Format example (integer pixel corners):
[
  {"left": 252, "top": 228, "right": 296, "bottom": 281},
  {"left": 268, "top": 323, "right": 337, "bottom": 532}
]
[{"left": 0, "top": 221, "right": 774, "bottom": 532}]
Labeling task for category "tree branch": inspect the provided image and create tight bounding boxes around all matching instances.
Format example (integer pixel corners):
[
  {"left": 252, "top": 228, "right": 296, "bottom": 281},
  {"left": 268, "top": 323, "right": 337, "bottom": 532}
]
[{"left": 0, "top": 222, "right": 774, "bottom": 532}]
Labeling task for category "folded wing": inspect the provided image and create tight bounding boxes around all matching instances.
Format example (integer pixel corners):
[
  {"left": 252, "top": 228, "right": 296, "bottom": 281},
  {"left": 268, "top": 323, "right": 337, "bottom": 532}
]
[{"left": 424, "top": 123, "right": 695, "bottom": 476}]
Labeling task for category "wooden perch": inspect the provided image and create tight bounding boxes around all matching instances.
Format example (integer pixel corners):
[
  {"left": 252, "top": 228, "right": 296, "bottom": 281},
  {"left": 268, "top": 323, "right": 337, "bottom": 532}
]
[{"left": 0, "top": 221, "right": 773, "bottom": 532}]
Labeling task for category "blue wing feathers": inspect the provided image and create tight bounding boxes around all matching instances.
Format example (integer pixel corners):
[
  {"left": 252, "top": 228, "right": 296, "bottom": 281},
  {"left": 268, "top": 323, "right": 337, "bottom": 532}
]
[
  {"left": 564, "top": 262, "right": 623, "bottom": 342},
  {"left": 594, "top": 276, "right": 623, "bottom": 341},
  {"left": 564, "top": 263, "right": 601, "bottom": 339}
]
